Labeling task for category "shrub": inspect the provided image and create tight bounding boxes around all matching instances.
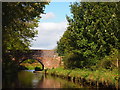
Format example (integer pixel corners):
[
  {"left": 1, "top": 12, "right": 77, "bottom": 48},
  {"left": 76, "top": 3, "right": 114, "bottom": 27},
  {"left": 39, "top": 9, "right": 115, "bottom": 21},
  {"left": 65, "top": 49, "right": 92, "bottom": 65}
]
[
  {"left": 63, "top": 52, "right": 82, "bottom": 69},
  {"left": 19, "top": 65, "right": 28, "bottom": 70},
  {"left": 35, "top": 67, "right": 42, "bottom": 71},
  {"left": 97, "top": 48, "right": 120, "bottom": 70}
]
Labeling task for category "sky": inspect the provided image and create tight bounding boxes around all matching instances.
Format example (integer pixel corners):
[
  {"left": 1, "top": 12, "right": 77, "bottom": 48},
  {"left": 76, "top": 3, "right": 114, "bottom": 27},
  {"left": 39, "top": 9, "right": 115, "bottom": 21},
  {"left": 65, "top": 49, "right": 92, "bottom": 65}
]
[{"left": 30, "top": 2, "right": 71, "bottom": 50}]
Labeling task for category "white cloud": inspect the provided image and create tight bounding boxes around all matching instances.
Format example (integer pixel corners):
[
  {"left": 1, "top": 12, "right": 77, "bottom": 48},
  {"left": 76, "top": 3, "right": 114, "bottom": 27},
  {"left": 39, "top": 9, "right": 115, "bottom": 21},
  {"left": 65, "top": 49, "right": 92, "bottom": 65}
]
[
  {"left": 30, "top": 21, "right": 68, "bottom": 50},
  {"left": 41, "top": 12, "right": 55, "bottom": 20}
]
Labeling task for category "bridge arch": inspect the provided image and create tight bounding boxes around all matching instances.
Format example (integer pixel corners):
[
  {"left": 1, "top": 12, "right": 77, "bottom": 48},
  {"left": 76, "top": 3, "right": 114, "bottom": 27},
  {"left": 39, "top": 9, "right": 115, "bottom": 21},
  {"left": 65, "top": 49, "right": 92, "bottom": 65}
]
[
  {"left": 19, "top": 58, "right": 44, "bottom": 71},
  {"left": 8, "top": 49, "right": 62, "bottom": 69}
]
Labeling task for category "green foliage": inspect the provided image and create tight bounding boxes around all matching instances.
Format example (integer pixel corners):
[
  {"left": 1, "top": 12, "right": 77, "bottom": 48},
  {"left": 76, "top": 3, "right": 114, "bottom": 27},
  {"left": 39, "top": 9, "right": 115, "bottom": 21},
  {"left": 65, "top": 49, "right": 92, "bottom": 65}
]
[
  {"left": 19, "top": 65, "right": 28, "bottom": 70},
  {"left": 97, "top": 48, "right": 120, "bottom": 70},
  {"left": 35, "top": 67, "right": 42, "bottom": 71},
  {"left": 57, "top": 2, "right": 120, "bottom": 69},
  {"left": 2, "top": 2, "right": 48, "bottom": 72},
  {"left": 46, "top": 68, "right": 119, "bottom": 88},
  {"left": 22, "top": 59, "right": 36, "bottom": 64},
  {"left": 63, "top": 52, "right": 83, "bottom": 69},
  {"left": 3, "top": 2, "right": 48, "bottom": 51},
  {"left": 20, "top": 62, "right": 42, "bottom": 70}
]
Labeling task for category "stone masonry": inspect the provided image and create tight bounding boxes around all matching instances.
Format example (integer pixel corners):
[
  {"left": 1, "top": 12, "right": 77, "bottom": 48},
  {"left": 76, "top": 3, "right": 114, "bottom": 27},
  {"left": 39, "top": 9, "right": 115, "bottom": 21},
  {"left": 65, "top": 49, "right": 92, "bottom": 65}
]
[{"left": 19, "top": 50, "right": 62, "bottom": 69}]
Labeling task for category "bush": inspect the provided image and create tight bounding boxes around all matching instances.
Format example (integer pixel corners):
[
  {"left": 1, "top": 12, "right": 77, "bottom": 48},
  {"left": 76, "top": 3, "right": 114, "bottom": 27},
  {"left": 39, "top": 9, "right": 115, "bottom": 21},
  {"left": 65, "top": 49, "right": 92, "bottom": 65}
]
[
  {"left": 97, "top": 48, "right": 120, "bottom": 70},
  {"left": 35, "top": 67, "right": 42, "bottom": 71},
  {"left": 63, "top": 52, "right": 83, "bottom": 69},
  {"left": 19, "top": 65, "right": 28, "bottom": 70}
]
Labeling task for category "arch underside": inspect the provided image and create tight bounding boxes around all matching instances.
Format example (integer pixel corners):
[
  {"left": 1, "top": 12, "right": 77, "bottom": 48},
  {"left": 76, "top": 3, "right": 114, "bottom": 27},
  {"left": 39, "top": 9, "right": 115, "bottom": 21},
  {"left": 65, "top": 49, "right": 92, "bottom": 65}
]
[{"left": 19, "top": 58, "right": 44, "bottom": 71}]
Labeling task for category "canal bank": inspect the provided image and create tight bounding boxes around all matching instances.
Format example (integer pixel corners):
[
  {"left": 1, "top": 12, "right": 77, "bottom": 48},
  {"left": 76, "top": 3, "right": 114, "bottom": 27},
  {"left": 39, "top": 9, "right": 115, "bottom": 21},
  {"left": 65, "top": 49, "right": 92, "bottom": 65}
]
[
  {"left": 2, "top": 68, "right": 119, "bottom": 89},
  {"left": 2, "top": 70, "right": 84, "bottom": 88},
  {"left": 45, "top": 68, "right": 119, "bottom": 89}
]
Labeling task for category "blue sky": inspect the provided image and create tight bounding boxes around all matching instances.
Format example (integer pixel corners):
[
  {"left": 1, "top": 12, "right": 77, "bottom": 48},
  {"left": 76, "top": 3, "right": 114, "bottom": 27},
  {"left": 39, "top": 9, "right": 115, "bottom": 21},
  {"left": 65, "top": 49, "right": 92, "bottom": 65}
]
[
  {"left": 30, "top": 2, "right": 71, "bottom": 50},
  {"left": 40, "top": 2, "right": 71, "bottom": 22}
]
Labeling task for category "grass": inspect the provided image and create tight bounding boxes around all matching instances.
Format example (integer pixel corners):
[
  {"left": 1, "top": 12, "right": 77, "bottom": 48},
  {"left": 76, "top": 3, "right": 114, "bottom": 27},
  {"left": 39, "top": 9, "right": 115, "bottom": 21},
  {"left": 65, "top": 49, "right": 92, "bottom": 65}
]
[
  {"left": 45, "top": 67, "right": 119, "bottom": 88},
  {"left": 20, "top": 62, "right": 42, "bottom": 70}
]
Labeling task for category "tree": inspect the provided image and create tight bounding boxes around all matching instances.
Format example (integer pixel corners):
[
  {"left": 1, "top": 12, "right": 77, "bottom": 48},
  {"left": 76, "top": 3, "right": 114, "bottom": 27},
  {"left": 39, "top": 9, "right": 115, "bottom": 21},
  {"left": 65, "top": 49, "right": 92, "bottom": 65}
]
[
  {"left": 57, "top": 2, "right": 120, "bottom": 69},
  {"left": 2, "top": 2, "right": 49, "bottom": 72},
  {"left": 2, "top": 2, "right": 49, "bottom": 51}
]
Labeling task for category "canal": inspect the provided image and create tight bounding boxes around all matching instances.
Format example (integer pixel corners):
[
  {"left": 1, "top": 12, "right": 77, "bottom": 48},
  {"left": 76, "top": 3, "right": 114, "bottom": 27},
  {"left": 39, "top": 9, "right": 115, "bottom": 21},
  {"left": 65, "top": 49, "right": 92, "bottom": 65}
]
[{"left": 2, "top": 70, "right": 85, "bottom": 88}]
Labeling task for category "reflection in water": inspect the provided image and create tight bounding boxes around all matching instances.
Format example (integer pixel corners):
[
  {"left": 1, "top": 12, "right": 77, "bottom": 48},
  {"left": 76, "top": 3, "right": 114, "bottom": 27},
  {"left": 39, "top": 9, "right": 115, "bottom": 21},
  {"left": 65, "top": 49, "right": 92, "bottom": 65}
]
[
  {"left": 37, "top": 75, "right": 82, "bottom": 88},
  {"left": 18, "top": 71, "right": 34, "bottom": 88},
  {"left": 3, "top": 70, "right": 82, "bottom": 88}
]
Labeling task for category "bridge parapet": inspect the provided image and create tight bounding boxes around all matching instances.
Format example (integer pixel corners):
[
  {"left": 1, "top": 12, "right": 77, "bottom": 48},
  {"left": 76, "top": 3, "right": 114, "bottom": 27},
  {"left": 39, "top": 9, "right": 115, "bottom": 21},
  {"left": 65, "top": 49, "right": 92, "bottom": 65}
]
[{"left": 13, "top": 49, "right": 62, "bottom": 69}]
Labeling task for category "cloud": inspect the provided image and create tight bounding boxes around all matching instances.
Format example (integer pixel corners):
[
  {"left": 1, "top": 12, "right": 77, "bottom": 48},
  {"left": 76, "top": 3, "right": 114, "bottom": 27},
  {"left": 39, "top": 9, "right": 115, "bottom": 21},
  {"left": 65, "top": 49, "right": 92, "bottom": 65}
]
[
  {"left": 30, "top": 21, "right": 68, "bottom": 50},
  {"left": 41, "top": 12, "right": 55, "bottom": 20}
]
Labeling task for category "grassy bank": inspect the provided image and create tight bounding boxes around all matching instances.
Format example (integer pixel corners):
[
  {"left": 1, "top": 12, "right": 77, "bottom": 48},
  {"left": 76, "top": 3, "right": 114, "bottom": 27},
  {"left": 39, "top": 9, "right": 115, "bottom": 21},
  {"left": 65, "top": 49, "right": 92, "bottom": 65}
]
[
  {"left": 20, "top": 63, "right": 42, "bottom": 70},
  {"left": 45, "top": 68, "right": 119, "bottom": 89}
]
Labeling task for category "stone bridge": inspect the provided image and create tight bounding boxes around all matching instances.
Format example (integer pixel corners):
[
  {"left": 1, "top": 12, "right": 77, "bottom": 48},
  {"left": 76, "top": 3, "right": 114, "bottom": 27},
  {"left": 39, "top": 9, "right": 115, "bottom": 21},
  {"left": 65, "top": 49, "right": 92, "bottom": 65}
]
[{"left": 10, "top": 50, "right": 62, "bottom": 70}]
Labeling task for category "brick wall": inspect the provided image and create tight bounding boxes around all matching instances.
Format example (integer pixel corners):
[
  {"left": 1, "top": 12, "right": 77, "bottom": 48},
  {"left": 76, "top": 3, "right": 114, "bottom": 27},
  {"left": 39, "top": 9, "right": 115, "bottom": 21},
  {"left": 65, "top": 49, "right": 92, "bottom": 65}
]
[{"left": 20, "top": 50, "right": 62, "bottom": 69}]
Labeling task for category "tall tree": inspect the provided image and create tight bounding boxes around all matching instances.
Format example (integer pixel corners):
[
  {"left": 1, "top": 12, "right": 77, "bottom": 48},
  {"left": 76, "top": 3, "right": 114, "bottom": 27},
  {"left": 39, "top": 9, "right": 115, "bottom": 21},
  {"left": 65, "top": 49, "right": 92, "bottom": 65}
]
[
  {"left": 57, "top": 2, "right": 120, "bottom": 68},
  {"left": 2, "top": 2, "right": 48, "bottom": 51},
  {"left": 2, "top": 2, "right": 49, "bottom": 71}
]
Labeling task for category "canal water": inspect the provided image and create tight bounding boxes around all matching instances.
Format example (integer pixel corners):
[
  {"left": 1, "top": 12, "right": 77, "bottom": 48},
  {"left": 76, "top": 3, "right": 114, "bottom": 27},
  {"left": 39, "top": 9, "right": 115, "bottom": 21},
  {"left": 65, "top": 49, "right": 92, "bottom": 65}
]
[{"left": 2, "top": 70, "right": 85, "bottom": 88}]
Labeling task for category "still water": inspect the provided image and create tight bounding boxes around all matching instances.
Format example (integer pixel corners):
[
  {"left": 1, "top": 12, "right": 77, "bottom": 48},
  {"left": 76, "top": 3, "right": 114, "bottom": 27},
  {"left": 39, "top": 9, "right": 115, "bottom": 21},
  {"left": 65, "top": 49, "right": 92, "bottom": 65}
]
[{"left": 3, "top": 70, "right": 84, "bottom": 88}]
